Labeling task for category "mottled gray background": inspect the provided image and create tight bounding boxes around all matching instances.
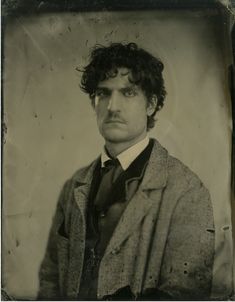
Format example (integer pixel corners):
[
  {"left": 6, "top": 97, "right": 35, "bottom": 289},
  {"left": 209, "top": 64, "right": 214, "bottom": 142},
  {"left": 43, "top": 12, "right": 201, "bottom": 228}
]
[{"left": 3, "top": 10, "right": 234, "bottom": 299}]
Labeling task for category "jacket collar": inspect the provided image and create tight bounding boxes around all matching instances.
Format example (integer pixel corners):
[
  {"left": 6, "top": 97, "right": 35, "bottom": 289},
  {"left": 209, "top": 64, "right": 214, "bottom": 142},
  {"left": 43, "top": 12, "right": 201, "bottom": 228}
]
[
  {"left": 73, "top": 159, "right": 99, "bottom": 186},
  {"left": 73, "top": 138, "right": 168, "bottom": 190},
  {"left": 73, "top": 160, "right": 99, "bottom": 222},
  {"left": 139, "top": 138, "right": 168, "bottom": 190}
]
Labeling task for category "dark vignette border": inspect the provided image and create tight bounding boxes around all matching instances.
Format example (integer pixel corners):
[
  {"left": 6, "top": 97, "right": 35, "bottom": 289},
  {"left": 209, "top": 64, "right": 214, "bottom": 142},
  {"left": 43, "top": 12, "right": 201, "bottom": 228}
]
[
  {"left": 230, "top": 20, "right": 235, "bottom": 286},
  {"left": 0, "top": 0, "right": 233, "bottom": 17},
  {"left": 1, "top": 0, "right": 235, "bottom": 300}
]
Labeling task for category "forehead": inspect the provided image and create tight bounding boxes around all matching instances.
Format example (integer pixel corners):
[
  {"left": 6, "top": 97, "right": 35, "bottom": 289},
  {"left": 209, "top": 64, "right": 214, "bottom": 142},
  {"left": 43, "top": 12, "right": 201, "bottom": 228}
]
[{"left": 97, "top": 67, "right": 135, "bottom": 89}]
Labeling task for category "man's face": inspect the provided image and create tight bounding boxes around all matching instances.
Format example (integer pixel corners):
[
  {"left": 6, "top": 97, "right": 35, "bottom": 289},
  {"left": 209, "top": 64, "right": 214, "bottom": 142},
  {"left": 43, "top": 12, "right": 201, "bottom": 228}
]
[{"left": 93, "top": 68, "right": 152, "bottom": 145}]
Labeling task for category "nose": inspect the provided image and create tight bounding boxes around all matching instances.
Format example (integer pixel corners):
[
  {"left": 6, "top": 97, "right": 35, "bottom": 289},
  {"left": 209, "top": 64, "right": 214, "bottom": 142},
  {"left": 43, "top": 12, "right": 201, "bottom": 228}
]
[{"left": 107, "top": 91, "right": 121, "bottom": 112}]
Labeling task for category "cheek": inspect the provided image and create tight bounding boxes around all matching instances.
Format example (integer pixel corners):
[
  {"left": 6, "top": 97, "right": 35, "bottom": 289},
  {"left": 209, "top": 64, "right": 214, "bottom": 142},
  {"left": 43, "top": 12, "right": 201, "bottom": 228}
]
[
  {"left": 95, "top": 106, "right": 106, "bottom": 121},
  {"left": 127, "top": 105, "right": 148, "bottom": 126}
]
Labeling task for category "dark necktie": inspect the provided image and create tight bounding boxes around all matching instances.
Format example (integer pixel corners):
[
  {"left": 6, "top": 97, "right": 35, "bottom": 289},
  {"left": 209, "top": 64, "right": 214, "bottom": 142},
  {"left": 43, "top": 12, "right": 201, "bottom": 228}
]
[{"left": 94, "top": 159, "right": 123, "bottom": 212}]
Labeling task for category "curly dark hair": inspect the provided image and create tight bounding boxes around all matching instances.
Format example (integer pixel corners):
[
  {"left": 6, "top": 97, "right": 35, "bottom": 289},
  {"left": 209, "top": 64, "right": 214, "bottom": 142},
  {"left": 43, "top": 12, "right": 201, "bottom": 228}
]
[{"left": 80, "top": 42, "right": 166, "bottom": 130}]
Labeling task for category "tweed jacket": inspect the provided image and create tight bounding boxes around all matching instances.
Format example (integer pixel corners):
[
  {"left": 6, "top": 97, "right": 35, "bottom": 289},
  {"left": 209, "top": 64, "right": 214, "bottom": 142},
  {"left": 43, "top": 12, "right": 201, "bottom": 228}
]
[{"left": 38, "top": 139, "right": 215, "bottom": 300}]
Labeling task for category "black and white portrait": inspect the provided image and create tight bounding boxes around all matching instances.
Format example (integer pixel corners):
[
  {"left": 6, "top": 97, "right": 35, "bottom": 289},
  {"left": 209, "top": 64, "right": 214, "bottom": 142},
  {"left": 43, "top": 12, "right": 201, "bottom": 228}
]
[{"left": 2, "top": 1, "right": 234, "bottom": 300}]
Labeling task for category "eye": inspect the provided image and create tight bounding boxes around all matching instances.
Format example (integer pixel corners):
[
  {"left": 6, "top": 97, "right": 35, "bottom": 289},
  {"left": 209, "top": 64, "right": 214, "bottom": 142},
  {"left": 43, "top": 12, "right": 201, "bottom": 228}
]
[
  {"left": 122, "top": 88, "right": 137, "bottom": 97},
  {"left": 95, "top": 89, "right": 109, "bottom": 98}
]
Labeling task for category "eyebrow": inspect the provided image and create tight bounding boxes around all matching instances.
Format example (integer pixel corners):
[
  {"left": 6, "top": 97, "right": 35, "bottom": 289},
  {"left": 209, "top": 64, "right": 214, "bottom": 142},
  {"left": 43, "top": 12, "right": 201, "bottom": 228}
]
[
  {"left": 96, "top": 83, "right": 137, "bottom": 89},
  {"left": 95, "top": 87, "right": 111, "bottom": 94}
]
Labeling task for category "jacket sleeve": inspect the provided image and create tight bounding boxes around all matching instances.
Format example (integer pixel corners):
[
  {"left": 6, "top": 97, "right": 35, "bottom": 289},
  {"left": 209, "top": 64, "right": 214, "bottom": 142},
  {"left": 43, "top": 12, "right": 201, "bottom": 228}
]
[
  {"left": 37, "top": 180, "right": 70, "bottom": 300},
  {"left": 158, "top": 177, "right": 215, "bottom": 300}
]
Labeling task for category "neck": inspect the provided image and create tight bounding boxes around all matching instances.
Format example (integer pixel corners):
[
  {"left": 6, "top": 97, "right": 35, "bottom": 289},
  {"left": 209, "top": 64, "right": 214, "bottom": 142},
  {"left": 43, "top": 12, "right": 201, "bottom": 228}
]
[{"left": 105, "top": 133, "right": 147, "bottom": 158}]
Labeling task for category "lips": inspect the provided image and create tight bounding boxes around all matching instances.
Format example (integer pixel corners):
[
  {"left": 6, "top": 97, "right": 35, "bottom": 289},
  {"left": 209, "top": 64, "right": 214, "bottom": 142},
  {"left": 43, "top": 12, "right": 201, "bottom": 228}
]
[{"left": 105, "top": 119, "right": 125, "bottom": 124}]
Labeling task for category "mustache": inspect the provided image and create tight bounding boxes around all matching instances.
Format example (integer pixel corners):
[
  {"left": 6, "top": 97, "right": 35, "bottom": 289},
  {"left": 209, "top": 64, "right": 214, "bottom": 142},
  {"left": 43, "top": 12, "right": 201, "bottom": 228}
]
[{"left": 104, "top": 112, "right": 126, "bottom": 123}]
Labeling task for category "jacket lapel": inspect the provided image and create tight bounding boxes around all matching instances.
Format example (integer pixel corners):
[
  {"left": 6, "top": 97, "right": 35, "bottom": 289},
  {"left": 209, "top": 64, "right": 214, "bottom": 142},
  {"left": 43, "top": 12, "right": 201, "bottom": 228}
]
[
  {"left": 67, "top": 159, "right": 100, "bottom": 298},
  {"left": 73, "top": 159, "right": 100, "bottom": 219},
  {"left": 105, "top": 139, "right": 168, "bottom": 255}
]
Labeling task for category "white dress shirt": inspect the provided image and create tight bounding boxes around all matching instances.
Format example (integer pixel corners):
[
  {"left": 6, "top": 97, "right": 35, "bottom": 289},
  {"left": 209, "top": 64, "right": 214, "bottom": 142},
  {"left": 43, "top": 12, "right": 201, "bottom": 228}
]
[{"left": 101, "top": 136, "right": 150, "bottom": 171}]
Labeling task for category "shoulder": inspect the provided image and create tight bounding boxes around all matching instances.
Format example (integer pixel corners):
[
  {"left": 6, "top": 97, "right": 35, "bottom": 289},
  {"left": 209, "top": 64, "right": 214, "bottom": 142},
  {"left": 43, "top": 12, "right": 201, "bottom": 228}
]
[
  {"left": 165, "top": 152, "right": 213, "bottom": 226},
  {"left": 151, "top": 138, "right": 210, "bottom": 199},
  {"left": 167, "top": 154, "right": 208, "bottom": 194},
  {"left": 151, "top": 140, "right": 215, "bottom": 237}
]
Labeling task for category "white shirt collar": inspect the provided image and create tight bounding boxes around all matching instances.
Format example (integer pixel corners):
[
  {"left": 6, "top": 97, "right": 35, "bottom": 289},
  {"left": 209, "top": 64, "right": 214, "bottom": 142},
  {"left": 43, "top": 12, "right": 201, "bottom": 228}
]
[{"left": 101, "top": 136, "right": 150, "bottom": 170}]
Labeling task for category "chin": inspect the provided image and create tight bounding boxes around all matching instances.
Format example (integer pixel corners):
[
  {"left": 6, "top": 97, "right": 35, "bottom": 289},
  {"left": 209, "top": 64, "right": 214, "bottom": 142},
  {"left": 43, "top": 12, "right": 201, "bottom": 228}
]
[{"left": 101, "top": 129, "right": 129, "bottom": 143}]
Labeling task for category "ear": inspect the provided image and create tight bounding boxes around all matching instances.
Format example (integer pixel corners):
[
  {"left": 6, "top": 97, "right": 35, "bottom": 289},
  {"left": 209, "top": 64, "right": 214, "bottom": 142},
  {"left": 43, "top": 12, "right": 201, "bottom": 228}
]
[{"left": 147, "top": 95, "right": 157, "bottom": 116}]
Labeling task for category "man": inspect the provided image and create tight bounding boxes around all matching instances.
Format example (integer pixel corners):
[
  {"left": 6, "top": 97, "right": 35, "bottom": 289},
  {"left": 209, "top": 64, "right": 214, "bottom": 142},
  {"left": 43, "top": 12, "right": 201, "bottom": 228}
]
[{"left": 38, "top": 43, "right": 215, "bottom": 300}]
